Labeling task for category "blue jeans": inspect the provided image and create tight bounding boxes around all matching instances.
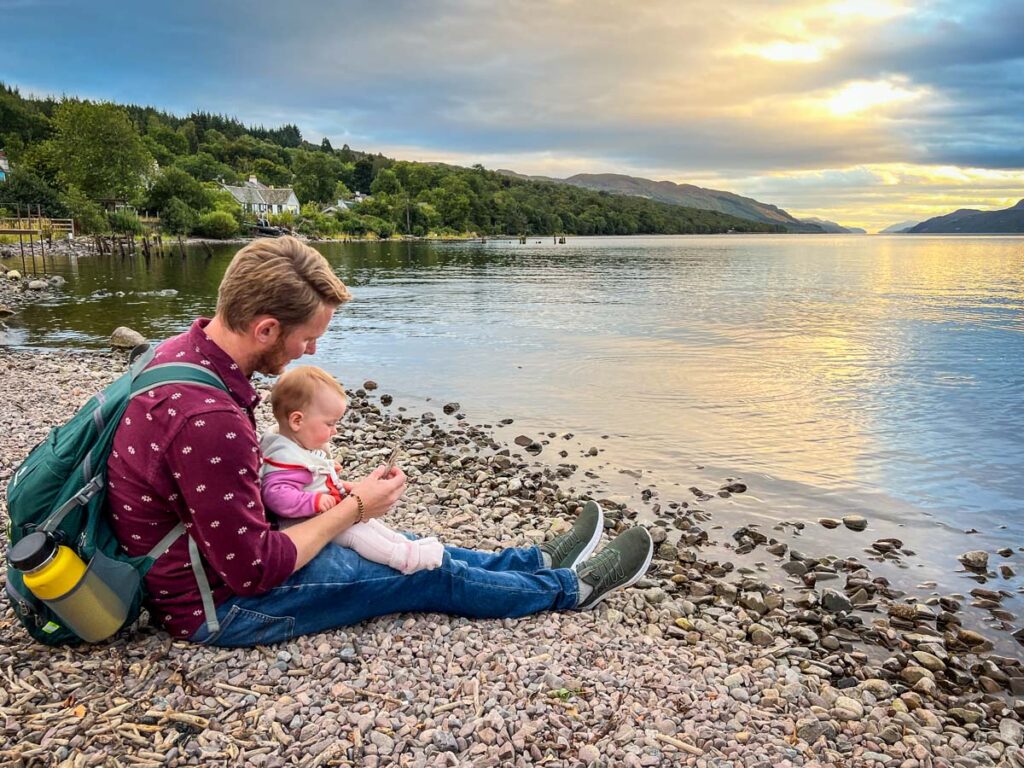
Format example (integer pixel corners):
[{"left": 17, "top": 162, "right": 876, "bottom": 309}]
[{"left": 189, "top": 539, "right": 579, "bottom": 647}]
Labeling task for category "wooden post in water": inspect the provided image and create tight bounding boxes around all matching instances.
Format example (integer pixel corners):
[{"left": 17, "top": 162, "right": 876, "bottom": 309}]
[
  {"left": 177, "top": 235, "right": 186, "bottom": 258},
  {"left": 36, "top": 205, "right": 46, "bottom": 272}
]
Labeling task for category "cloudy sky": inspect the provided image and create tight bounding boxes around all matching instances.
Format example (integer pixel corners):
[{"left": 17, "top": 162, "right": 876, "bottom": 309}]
[{"left": 3, "top": 0, "right": 1023, "bottom": 230}]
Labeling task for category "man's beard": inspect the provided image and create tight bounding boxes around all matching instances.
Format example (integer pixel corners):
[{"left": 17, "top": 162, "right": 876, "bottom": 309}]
[{"left": 251, "top": 336, "right": 290, "bottom": 376}]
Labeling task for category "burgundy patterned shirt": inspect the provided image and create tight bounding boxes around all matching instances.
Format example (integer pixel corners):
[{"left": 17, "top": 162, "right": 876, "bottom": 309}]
[{"left": 106, "top": 319, "right": 297, "bottom": 639}]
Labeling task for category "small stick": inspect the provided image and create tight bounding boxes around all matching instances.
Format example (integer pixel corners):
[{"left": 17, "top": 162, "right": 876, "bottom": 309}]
[
  {"left": 653, "top": 732, "right": 703, "bottom": 756},
  {"left": 214, "top": 681, "right": 264, "bottom": 697},
  {"left": 431, "top": 699, "right": 471, "bottom": 715},
  {"left": 352, "top": 688, "right": 403, "bottom": 706}
]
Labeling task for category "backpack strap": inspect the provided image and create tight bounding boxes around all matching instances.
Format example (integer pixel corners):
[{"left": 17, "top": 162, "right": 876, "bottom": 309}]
[
  {"left": 43, "top": 362, "right": 230, "bottom": 533},
  {"left": 131, "top": 362, "right": 229, "bottom": 636},
  {"left": 130, "top": 363, "right": 229, "bottom": 398},
  {"left": 145, "top": 522, "right": 222, "bottom": 635}
]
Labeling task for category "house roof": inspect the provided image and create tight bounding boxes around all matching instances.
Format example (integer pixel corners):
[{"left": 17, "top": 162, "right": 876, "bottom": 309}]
[
  {"left": 221, "top": 180, "right": 299, "bottom": 207},
  {"left": 262, "top": 188, "right": 297, "bottom": 206}
]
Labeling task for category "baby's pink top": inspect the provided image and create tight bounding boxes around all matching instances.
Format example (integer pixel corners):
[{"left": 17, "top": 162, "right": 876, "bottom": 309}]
[{"left": 261, "top": 468, "right": 325, "bottom": 519}]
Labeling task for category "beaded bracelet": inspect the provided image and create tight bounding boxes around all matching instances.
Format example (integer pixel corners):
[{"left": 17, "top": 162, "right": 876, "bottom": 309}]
[{"left": 352, "top": 493, "right": 365, "bottom": 523}]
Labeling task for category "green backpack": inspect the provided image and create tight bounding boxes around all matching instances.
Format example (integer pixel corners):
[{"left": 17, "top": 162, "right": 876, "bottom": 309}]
[{"left": 4, "top": 347, "right": 227, "bottom": 645}]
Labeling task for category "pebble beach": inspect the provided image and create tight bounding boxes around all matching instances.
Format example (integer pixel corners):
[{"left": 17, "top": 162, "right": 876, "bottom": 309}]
[{"left": 0, "top": 341, "right": 1022, "bottom": 768}]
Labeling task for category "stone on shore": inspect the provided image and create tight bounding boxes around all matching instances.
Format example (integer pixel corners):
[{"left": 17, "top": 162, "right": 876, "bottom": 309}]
[
  {"left": 842, "top": 514, "right": 867, "bottom": 531},
  {"left": 110, "top": 326, "right": 146, "bottom": 349}
]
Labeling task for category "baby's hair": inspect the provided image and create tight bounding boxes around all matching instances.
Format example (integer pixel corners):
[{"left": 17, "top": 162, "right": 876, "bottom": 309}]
[{"left": 271, "top": 366, "right": 346, "bottom": 423}]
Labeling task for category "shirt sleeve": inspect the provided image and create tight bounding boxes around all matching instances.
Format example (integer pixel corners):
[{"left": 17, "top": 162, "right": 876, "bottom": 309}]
[
  {"left": 165, "top": 408, "right": 297, "bottom": 595},
  {"left": 262, "top": 468, "right": 321, "bottom": 518}
]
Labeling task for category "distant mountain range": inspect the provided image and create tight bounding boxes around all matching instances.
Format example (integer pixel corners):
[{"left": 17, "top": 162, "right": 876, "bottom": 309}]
[
  {"left": 905, "top": 199, "right": 1024, "bottom": 233},
  {"left": 498, "top": 170, "right": 863, "bottom": 233},
  {"left": 799, "top": 216, "right": 866, "bottom": 234},
  {"left": 879, "top": 220, "right": 920, "bottom": 233}
]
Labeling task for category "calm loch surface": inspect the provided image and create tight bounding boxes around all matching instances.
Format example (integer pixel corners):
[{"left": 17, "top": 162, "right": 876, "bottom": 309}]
[{"left": 5, "top": 234, "right": 1024, "bottom": 599}]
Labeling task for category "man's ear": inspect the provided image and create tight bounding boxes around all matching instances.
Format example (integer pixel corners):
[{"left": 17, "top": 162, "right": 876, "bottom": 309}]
[
  {"left": 251, "top": 317, "right": 281, "bottom": 345},
  {"left": 287, "top": 410, "right": 304, "bottom": 431}
]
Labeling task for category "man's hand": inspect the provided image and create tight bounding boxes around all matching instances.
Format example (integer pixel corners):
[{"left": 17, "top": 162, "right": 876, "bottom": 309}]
[
  {"left": 344, "top": 465, "right": 407, "bottom": 519},
  {"left": 284, "top": 466, "right": 408, "bottom": 573}
]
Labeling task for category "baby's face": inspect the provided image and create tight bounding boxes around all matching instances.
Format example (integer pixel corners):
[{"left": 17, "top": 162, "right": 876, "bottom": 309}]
[{"left": 292, "top": 386, "right": 347, "bottom": 451}]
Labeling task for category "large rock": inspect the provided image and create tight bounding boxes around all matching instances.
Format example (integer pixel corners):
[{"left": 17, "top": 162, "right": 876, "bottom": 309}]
[
  {"left": 959, "top": 550, "right": 989, "bottom": 571},
  {"left": 833, "top": 696, "right": 864, "bottom": 720},
  {"left": 110, "top": 326, "right": 146, "bottom": 350},
  {"left": 821, "top": 588, "right": 853, "bottom": 614},
  {"left": 6, "top": 270, "right": 21, "bottom": 280},
  {"left": 842, "top": 515, "right": 868, "bottom": 531},
  {"left": 27, "top": 279, "right": 49, "bottom": 290},
  {"left": 796, "top": 717, "right": 835, "bottom": 743}
]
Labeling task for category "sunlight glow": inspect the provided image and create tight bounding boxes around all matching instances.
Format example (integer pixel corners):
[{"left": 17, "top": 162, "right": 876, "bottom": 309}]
[
  {"left": 828, "top": 0, "right": 908, "bottom": 19},
  {"left": 743, "top": 38, "right": 839, "bottom": 63},
  {"left": 826, "top": 79, "right": 924, "bottom": 116}
]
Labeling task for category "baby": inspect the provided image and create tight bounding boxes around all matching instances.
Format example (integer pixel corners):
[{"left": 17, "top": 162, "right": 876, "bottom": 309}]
[{"left": 260, "top": 365, "right": 444, "bottom": 574}]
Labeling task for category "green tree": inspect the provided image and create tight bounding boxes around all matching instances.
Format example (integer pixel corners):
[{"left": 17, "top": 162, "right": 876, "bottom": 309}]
[
  {"left": 320, "top": 137, "right": 333, "bottom": 153},
  {"left": 249, "top": 158, "right": 292, "bottom": 187},
  {"left": 160, "top": 196, "right": 199, "bottom": 236},
  {"left": 195, "top": 210, "right": 239, "bottom": 238},
  {"left": 333, "top": 181, "right": 353, "bottom": 200},
  {"left": 370, "top": 168, "right": 402, "bottom": 196},
  {"left": 49, "top": 100, "right": 152, "bottom": 200},
  {"left": 352, "top": 157, "right": 374, "bottom": 193},
  {"left": 147, "top": 166, "right": 209, "bottom": 213},
  {"left": 179, "top": 121, "right": 200, "bottom": 153},
  {"left": 433, "top": 176, "right": 472, "bottom": 231},
  {"left": 0, "top": 83, "right": 52, "bottom": 147},
  {"left": 108, "top": 209, "right": 143, "bottom": 235},
  {"left": 0, "top": 170, "right": 68, "bottom": 216},
  {"left": 292, "top": 149, "right": 342, "bottom": 204},
  {"left": 176, "top": 151, "right": 235, "bottom": 183},
  {"left": 60, "top": 185, "right": 107, "bottom": 233}
]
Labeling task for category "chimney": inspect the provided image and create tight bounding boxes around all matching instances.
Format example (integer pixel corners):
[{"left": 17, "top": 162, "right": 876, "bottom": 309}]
[{"left": 248, "top": 174, "right": 258, "bottom": 185}]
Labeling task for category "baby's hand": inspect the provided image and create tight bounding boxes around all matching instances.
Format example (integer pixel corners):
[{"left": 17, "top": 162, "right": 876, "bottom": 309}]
[
  {"left": 318, "top": 495, "right": 339, "bottom": 514},
  {"left": 334, "top": 461, "right": 343, "bottom": 474}
]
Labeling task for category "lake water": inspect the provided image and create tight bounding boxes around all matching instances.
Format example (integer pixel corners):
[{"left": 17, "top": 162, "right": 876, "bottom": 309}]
[{"left": 5, "top": 234, "right": 1024, "bottom": 620}]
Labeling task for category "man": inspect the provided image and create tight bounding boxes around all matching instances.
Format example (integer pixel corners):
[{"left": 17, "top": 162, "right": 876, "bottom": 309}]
[{"left": 107, "top": 236, "right": 652, "bottom": 646}]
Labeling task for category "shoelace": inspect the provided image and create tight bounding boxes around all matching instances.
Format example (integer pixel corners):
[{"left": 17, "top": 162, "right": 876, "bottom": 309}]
[
  {"left": 579, "top": 548, "right": 625, "bottom": 585},
  {"left": 547, "top": 530, "right": 583, "bottom": 563}
]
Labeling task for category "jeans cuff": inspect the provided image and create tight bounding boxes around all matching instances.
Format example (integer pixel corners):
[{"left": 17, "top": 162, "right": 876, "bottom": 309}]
[
  {"left": 529, "top": 545, "right": 545, "bottom": 571},
  {"left": 554, "top": 565, "right": 579, "bottom": 609}
]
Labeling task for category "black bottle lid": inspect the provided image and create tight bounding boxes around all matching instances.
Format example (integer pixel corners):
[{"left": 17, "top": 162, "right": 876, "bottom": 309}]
[{"left": 8, "top": 531, "right": 57, "bottom": 572}]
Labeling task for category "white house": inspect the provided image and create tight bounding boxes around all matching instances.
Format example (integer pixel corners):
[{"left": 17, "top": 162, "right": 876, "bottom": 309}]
[
  {"left": 321, "top": 192, "right": 370, "bottom": 215},
  {"left": 221, "top": 175, "right": 300, "bottom": 216}
]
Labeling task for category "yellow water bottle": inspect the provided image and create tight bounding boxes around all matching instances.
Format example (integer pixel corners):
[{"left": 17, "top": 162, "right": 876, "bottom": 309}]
[{"left": 9, "top": 531, "right": 127, "bottom": 642}]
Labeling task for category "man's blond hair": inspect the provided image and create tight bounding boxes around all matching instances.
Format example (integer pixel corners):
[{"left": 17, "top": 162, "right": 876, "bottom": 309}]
[
  {"left": 217, "top": 236, "right": 351, "bottom": 333},
  {"left": 271, "top": 366, "right": 347, "bottom": 423}
]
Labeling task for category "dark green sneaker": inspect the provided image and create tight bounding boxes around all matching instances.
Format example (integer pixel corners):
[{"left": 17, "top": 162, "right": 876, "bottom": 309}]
[
  {"left": 575, "top": 526, "right": 654, "bottom": 609},
  {"left": 540, "top": 500, "right": 604, "bottom": 570}
]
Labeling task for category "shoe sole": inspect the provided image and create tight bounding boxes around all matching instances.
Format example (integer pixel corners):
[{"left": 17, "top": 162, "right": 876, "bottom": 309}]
[
  {"left": 566, "top": 501, "right": 605, "bottom": 570},
  {"left": 580, "top": 531, "right": 654, "bottom": 609}
]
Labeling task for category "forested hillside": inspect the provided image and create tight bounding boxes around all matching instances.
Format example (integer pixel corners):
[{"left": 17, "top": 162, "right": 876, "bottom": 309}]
[{"left": 0, "top": 84, "right": 780, "bottom": 238}]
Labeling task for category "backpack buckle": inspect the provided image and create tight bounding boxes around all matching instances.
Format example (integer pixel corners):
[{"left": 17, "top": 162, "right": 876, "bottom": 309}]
[{"left": 74, "top": 477, "right": 103, "bottom": 507}]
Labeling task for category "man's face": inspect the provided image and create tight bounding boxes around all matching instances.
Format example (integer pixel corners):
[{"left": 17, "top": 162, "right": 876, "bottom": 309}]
[{"left": 253, "top": 304, "right": 335, "bottom": 376}]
